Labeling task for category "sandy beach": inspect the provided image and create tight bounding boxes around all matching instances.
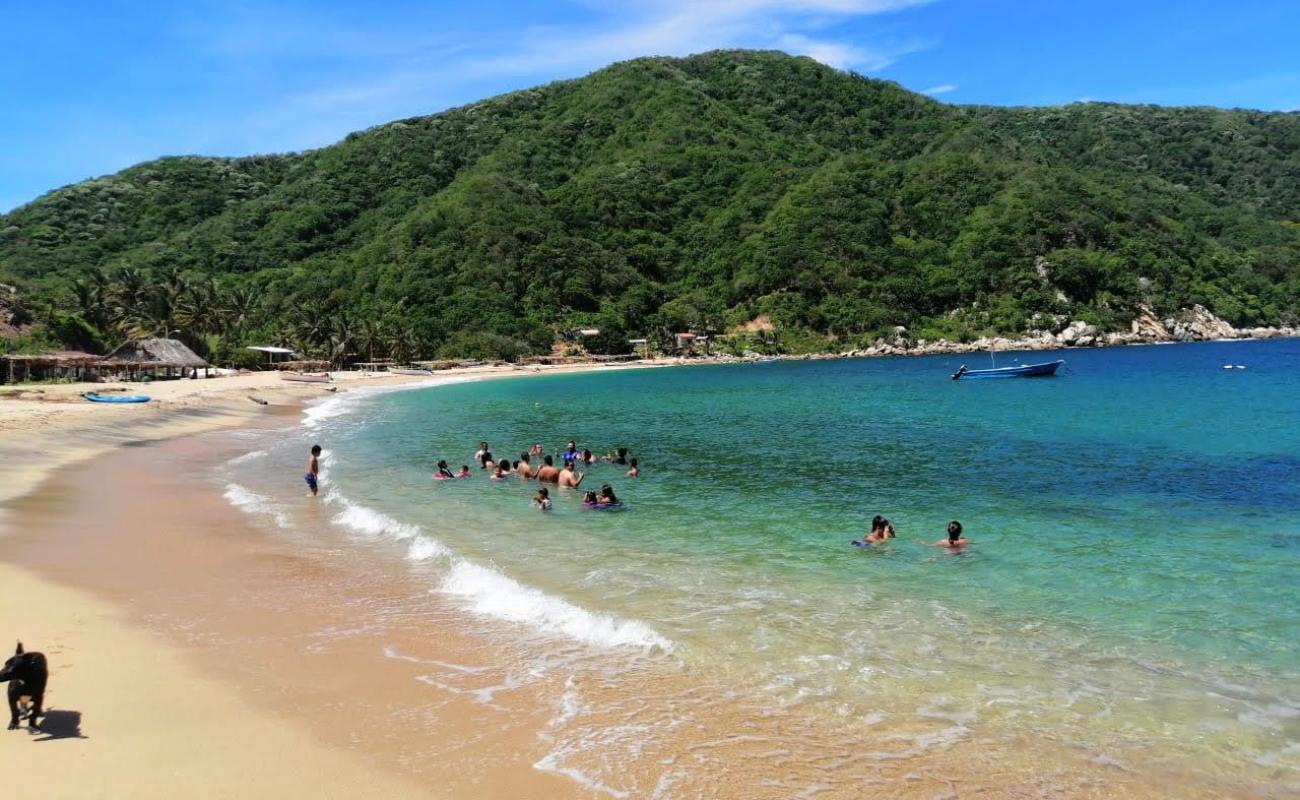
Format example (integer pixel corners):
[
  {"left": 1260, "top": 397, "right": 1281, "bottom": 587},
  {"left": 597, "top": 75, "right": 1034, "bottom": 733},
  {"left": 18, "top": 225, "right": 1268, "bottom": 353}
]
[
  {"left": 0, "top": 363, "right": 666, "bottom": 799},
  {"left": 0, "top": 361, "right": 1285, "bottom": 799}
]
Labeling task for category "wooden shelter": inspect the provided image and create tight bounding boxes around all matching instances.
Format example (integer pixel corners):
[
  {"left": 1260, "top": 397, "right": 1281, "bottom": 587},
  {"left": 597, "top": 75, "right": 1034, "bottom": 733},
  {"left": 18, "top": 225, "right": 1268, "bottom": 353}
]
[
  {"left": 0, "top": 351, "right": 101, "bottom": 384},
  {"left": 101, "top": 337, "right": 207, "bottom": 380}
]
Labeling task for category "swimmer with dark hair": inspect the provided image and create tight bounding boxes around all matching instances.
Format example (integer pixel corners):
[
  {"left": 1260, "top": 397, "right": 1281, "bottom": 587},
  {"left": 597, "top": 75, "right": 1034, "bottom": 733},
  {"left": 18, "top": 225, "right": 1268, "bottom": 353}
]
[
  {"left": 533, "top": 487, "right": 552, "bottom": 510},
  {"left": 923, "top": 520, "right": 971, "bottom": 549}
]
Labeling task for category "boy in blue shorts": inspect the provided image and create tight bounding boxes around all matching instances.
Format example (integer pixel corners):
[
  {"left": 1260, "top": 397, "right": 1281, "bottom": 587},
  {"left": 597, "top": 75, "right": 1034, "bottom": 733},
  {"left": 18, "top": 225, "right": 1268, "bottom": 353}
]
[{"left": 305, "top": 444, "right": 322, "bottom": 496}]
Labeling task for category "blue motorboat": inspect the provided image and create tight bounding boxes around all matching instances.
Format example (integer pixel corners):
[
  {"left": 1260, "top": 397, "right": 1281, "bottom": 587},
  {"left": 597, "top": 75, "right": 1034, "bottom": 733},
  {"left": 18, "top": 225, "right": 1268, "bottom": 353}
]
[
  {"left": 84, "top": 392, "right": 152, "bottom": 403},
  {"left": 951, "top": 360, "right": 1064, "bottom": 380}
]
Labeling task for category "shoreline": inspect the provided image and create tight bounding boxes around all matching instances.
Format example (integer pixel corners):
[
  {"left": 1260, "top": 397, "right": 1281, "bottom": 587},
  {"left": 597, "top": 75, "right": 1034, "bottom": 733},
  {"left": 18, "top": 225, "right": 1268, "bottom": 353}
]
[
  {"left": 2, "top": 347, "right": 1294, "bottom": 797},
  {"left": 0, "top": 358, "right": 681, "bottom": 799},
  {"left": 5, "top": 407, "right": 1250, "bottom": 799}
]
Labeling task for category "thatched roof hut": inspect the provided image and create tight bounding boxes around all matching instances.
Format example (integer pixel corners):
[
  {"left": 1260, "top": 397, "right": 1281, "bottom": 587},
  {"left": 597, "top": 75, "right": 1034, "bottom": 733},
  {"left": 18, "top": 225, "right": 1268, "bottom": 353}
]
[
  {"left": 0, "top": 351, "right": 101, "bottom": 384},
  {"left": 102, "top": 337, "right": 207, "bottom": 377}
]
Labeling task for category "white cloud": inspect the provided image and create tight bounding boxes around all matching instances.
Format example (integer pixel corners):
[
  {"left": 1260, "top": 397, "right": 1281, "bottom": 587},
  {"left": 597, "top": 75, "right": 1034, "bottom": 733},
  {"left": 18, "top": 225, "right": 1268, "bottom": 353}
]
[
  {"left": 468, "top": 0, "right": 934, "bottom": 76},
  {"left": 921, "top": 83, "right": 958, "bottom": 95}
]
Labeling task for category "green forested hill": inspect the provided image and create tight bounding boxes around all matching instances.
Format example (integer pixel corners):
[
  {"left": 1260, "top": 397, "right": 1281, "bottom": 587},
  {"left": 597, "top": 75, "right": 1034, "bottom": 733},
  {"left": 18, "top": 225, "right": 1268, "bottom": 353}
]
[{"left": 2, "top": 49, "right": 1298, "bottom": 361}]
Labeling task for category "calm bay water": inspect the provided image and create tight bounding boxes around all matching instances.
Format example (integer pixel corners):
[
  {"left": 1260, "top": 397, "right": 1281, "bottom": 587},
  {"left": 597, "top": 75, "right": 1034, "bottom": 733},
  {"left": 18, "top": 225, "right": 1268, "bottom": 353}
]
[{"left": 224, "top": 340, "right": 1300, "bottom": 788}]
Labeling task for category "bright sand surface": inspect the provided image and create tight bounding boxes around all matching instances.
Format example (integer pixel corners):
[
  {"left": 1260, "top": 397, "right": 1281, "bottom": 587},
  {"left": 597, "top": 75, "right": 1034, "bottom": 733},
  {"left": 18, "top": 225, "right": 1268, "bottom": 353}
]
[{"left": 0, "top": 362, "right": 1278, "bottom": 798}]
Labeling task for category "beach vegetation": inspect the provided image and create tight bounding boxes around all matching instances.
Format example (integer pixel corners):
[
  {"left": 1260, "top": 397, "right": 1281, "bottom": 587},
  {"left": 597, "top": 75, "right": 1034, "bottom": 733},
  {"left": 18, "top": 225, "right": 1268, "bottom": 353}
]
[{"left": 1, "top": 50, "right": 1298, "bottom": 361}]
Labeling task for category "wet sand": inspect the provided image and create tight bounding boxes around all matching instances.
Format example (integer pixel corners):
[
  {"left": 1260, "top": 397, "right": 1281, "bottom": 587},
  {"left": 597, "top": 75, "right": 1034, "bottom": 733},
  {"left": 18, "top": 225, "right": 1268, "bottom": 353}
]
[{"left": 0, "top": 408, "right": 1271, "bottom": 797}]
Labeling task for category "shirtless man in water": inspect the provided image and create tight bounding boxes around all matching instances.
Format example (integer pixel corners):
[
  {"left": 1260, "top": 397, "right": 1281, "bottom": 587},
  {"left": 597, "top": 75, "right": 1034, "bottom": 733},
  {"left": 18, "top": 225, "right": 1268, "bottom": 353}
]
[
  {"left": 535, "top": 455, "right": 560, "bottom": 483},
  {"left": 516, "top": 452, "right": 535, "bottom": 479},
  {"left": 558, "top": 461, "right": 585, "bottom": 488}
]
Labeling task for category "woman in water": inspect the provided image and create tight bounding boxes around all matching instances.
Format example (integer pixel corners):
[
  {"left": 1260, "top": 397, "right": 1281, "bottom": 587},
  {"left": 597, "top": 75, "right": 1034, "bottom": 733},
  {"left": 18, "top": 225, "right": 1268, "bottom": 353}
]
[
  {"left": 479, "top": 451, "right": 495, "bottom": 470},
  {"left": 581, "top": 448, "right": 598, "bottom": 465},
  {"left": 626, "top": 458, "right": 639, "bottom": 478},
  {"left": 530, "top": 443, "right": 545, "bottom": 456},
  {"left": 924, "top": 520, "right": 971, "bottom": 549},
  {"left": 597, "top": 484, "right": 619, "bottom": 506},
  {"left": 533, "top": 487, "right": 552, "bottom": 510},
  {"left": 607, "top": 447, "right": 629, "bottom": 465},
  {"left": 492, "top": 463, "right": 509, "bottom": 480},
  {"left": 581, "top": 490, "right": 599, "bottom": 506},
  {"left": 854, "top": 516, "right": 889, "bottom": 546},
  {"left": 457, "top": 465, "right": 471, "bottom": 478},
  {"left": 435, "top": 460, "right": 454, "bottom": 479}
]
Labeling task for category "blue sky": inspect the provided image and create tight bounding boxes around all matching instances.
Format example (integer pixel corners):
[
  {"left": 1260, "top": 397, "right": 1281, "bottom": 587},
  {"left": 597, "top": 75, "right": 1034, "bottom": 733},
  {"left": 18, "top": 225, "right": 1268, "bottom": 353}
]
[{"left": 3, "top": 0, "right": 1298, "bottom": 212}]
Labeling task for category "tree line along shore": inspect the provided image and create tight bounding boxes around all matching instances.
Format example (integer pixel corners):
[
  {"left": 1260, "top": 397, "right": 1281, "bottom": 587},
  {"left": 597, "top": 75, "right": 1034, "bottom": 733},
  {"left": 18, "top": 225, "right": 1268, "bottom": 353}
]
[{"left": 2, "top": 50, "right": 1297, "bottom": 368}]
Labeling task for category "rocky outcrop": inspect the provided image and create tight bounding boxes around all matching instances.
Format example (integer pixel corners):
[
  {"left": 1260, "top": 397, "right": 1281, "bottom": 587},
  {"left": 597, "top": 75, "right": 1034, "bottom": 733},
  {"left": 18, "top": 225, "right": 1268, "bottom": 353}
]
[
  {"left": 1130, "top": 304, "right": 1170, "bottom": 340},
  {"left": 1166, "top": 304, "right": 1239, "bottom": 341}
]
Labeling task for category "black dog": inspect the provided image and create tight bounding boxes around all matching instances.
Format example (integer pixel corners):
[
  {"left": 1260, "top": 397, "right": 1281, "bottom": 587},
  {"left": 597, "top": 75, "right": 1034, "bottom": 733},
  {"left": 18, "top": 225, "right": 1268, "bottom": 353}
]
[{"left": 0, "top": 642, "right": 47, "bottom": 731}]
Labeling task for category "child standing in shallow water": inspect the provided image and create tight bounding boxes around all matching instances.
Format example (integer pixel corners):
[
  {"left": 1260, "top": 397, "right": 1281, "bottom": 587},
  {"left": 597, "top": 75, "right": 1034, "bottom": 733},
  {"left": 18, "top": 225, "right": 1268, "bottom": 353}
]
[{"left": 305, "top": 445, "right": 322, "bottom": 496}]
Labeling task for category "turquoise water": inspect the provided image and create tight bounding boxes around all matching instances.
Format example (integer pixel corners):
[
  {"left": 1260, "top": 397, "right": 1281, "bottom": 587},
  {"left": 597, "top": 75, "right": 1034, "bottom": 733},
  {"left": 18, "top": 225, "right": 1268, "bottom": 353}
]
[{"left": 226, "top": 340, "right": 1300, "bottom": 782}]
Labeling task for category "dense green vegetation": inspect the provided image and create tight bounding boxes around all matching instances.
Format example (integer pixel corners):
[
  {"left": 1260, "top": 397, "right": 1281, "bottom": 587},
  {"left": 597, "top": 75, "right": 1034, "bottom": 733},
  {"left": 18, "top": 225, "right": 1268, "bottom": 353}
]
[{"left": 2, "top": 49, "right": 1298, "bottom": 361}]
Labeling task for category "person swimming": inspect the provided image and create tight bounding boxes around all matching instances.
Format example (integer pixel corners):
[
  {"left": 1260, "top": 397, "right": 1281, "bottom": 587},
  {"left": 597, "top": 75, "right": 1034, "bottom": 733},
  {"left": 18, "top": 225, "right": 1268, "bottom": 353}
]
[
  {"left": 474, "top": 441, "right": 490, "bottom": 461},
  {"left": 533, "top": 487, "right": 552, "bottom": 510},
  {"left": 457, "top": 465, "right": 471, "bottom": 478},
  {"left": 530, "top": 443, "right": 545, "bottom": 456},
  {"left": 853, "top": 515, "right": 889, "bottom": 547},
  {"left": 607, "top": 447, "right": 629, "bottom": 465},
  {"left": 558, "top": 461, "right": 584, "bottom": 488},
  {"left": 536, "top": 455, "right": 560, "bottom": 483},
  {"left": 492, "top": 463, "right": 508, "bottom": 480},
  {"left": 479, "top": 451, "right": 495, "bottom": 470},
  {"left": 597, "top": 484, "right": 619, "bottom": 505},
  {"left": 626, "top": 458, "right": 639, "bottom": 478},
  {"left": 581, "top": 448, "right": 598, "bottom": 465},
  {"left": 497, "top": 458, "right": 512, "bottom": 475},
  {"left": 924, "top": 520, "right": 971, "bottom": 549},
  {"left": 435, "top": 459, "right": 454, "bottom": 479},
  {"left": 581, "top": 490, "right": 599, "bottom": 506},
  {"left": 516, "top": 452, "right": 535, "bottom": 479},
  {"left": 561, "top": 441, "right": 579, "bottom": 466}
]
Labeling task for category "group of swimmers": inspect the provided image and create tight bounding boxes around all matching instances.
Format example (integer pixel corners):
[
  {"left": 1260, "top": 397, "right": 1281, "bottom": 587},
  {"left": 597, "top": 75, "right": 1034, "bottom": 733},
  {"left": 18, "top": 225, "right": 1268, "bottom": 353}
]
[
  {"left": 311, "top": 441, "right": 972, "bottom": 546},
  {"left": 433, "top": 440, "right": 637, "bottom": 511},
  {"left": 853, "top": 516, "right": 973, "bottom": 550}
]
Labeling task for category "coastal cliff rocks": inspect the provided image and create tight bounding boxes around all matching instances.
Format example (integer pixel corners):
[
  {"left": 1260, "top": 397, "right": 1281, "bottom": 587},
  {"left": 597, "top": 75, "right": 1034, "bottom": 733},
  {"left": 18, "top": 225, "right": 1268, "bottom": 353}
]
[
  {"left": 836, "top": 302, "right": 1297, "bottom": 361},
  {"left": 1130, "top": 305, "right": 1170, "bottom": 340},
  {"left": 1166, "top": 305, "right": 1239, "bottom": 341},
  {"left": 1057, "top": 320, "right": 1099, "bottom": 347}
]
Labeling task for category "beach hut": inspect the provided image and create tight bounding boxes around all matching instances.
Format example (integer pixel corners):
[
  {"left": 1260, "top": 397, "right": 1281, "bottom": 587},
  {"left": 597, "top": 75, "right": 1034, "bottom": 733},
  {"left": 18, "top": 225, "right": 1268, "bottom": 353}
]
[
  {"left": 101, "top": 337, "right": 208, "bottom": 381},
  {"left": 0, "top": 351, "right": 102, "bottom": 384}
]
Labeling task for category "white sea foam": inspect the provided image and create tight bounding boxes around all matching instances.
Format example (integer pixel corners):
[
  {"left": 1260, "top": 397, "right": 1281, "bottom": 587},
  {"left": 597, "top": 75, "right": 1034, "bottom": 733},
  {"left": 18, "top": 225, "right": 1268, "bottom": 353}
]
[
  {"left": 331, "top": 497, "right": 422, "bottom": 540},
  {"left": 222, "top": 482, "right": 292, "bottom": 529},
  {"left": 440, "top": 560, "right": 674, "bottom": 652},
  {"left": 533, "top": 750, "right": 630, "bottom": 799},
  {"left": 301, "top": 395, "right": 352, "bottom": 429},
  {"left": 407, "top": 536, "right": 449, "bottom": 561},
  {"left": 226, "top": 449, "right": 268, "bottom": 465},
  {"left": 301, "top": 375, "right": 480, "bottom": 429},
  {"left": 224, "top": 482, "right": 269, "bottom": 508}
]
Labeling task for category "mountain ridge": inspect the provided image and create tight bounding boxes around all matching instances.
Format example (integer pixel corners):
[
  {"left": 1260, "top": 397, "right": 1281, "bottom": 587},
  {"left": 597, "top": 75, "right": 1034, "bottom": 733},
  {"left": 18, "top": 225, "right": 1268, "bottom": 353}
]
[{"left": 2, "top": 49, "right": 1298, "bottom": 361}]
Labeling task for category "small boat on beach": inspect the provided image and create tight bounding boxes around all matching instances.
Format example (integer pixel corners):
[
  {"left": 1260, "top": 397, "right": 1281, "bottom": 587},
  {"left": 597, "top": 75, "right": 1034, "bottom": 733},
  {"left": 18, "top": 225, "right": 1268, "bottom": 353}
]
[
  {"left": 280, "top": 372, "right": 332, "bottom": 383},
  {"left": 951, "top": 360, "right": 1064, "bottom": 380},
  {"left": 84, "top": 392, "right": 151, "bottom": 403},
  {"left": 390, "top": 367, "right": 434, "bottom": 376}
]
